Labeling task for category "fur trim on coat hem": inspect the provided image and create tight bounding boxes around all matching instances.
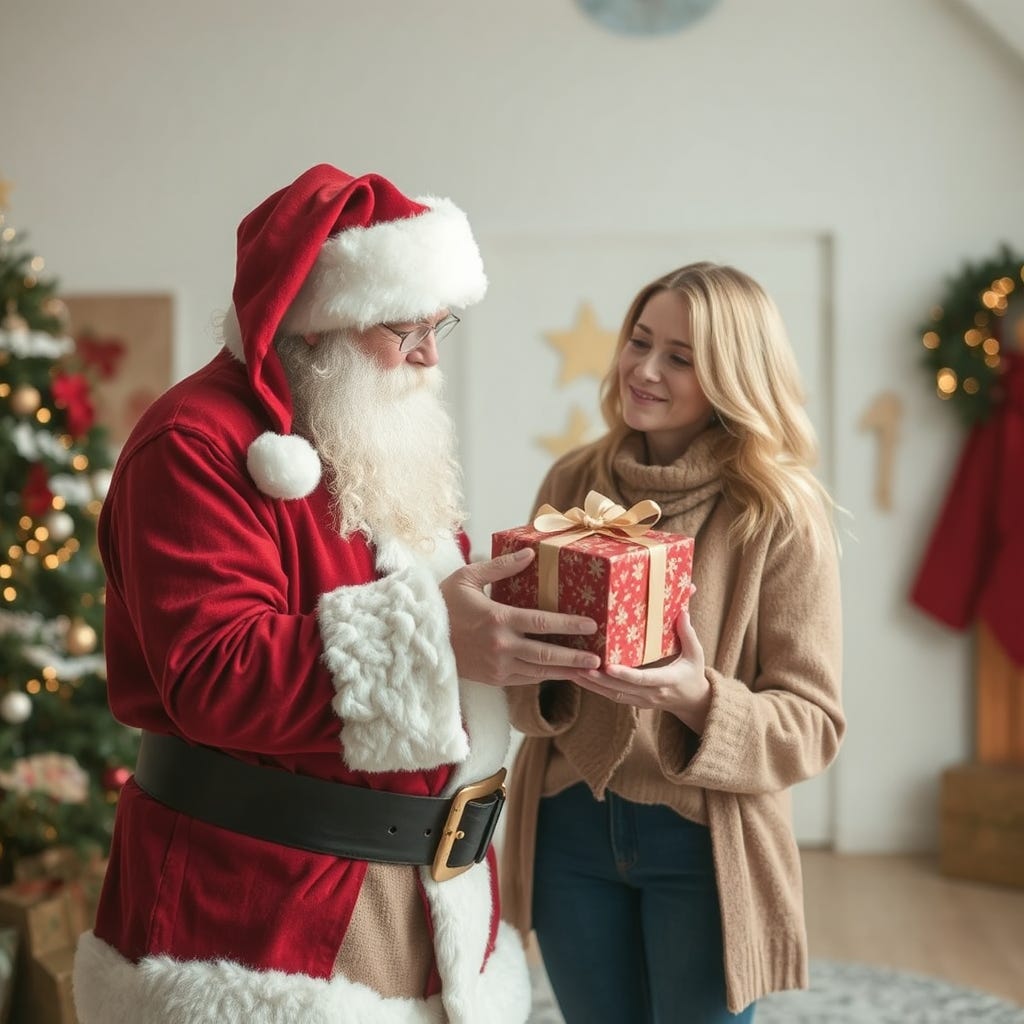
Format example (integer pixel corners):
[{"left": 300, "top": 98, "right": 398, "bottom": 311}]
[{"left": 73, "top": 920, "right": 530, "bottom": 1024}]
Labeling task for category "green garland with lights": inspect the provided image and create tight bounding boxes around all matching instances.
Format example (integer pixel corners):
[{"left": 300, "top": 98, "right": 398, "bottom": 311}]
[{"left": 919, "top": 243, "right": 1024, "bottom": 426}]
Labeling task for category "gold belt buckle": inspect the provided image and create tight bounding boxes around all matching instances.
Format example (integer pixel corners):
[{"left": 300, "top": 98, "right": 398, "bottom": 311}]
[{"left": 430, "top": 767, "right": 507, "bottom": 882}]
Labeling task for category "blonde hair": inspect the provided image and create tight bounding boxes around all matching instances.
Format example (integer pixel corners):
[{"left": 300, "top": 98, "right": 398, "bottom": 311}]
[{"left": 595, "top": 262, "right": 836, "bottom": 550}]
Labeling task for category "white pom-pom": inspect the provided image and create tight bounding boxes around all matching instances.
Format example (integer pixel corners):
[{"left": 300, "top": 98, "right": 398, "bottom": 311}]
[{"left": 246, "top": 432, "right": 322, "bottom": 500}]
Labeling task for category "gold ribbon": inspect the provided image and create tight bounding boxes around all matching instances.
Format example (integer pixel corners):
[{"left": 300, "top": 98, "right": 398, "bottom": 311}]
[{"left": 533, "top": 490, "right": 667, "bottom": 664}]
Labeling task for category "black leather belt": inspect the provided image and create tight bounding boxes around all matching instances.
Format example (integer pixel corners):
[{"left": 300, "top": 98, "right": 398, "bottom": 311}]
[{"left": 133, "top": 731, "right": 506, "bottom": 882}]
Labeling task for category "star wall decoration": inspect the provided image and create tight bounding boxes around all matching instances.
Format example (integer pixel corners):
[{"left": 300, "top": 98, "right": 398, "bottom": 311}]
[
  {"left": 544, "top": 301, "right": 618, "bottom": 385},
  {"left": 537, "top": 405, "right": 592, "bottom": 458}
]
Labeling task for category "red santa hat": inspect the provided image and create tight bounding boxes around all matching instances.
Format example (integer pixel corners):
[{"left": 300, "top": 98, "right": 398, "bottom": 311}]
[{"left": 220, "top": 163, "right": 488, "bottom": 500}]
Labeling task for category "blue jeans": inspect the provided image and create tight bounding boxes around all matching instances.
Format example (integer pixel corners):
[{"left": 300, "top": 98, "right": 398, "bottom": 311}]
[{"left": 532, "top": 783, "right": 756, "bottom": 1024}]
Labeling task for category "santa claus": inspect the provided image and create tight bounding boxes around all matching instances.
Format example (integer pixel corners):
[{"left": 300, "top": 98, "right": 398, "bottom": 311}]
[{"left": 72, "top": 164, "right": 601, "bottom": 1024}]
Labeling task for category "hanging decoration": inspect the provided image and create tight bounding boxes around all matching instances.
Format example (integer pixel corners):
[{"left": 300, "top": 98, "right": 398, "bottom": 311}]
[{"left": 918, "top": 243, "right": 1024, "bottom": 425}]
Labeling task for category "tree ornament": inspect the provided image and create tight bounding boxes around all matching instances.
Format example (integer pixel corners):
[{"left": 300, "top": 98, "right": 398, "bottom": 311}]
[
  {"left": 44, "top": 509, "right": 75, "bottom": 543},
  {"left": 919, "top": 244, "right": 1024, "bottom": 425},
  {"left": 91, "top": 468, "right": 113, "bottom": 500},
  {"left": 0, "top": 690, "right": 33, "bottom": 724},
  {"left": 9, "top": 384, "right": 42, "bottom": 417},
  {"left": 2, "top": 299, "right": 28, "bottom": 331},
  {"left": 102, "top": 765, "right": 132, "bottom": 792},
  {"left": 51, "top": 372, "right": 95, "bottom": 437},
  {"left": 65, "top": 619, "right": 98, "bottom": 656}
]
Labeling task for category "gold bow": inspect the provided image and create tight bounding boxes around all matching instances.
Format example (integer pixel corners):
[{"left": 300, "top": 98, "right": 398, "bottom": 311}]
[
  {"left": 531, "top": 490, "right": 667, "bottom": 665},
  {"left": 533, "top": 490, "right": 662, "bottom": 539}
]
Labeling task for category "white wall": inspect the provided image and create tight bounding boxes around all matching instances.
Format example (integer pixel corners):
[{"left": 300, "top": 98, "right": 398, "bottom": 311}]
[{"left": 4, "top": 0, "right": 1023, "bottom": 853}]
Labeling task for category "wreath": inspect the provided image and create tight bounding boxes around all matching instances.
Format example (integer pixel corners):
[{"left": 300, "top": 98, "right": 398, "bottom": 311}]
[{"left": 919, "top": 243, "right": 1024, "bottom": 426}]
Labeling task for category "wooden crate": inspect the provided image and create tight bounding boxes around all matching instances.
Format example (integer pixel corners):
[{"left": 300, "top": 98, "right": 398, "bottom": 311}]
[
  {"left": 940, "top": 762, "right": 1024, "bottom": 888},
  {"left": 975, "top": 624, "right": 1024, "bottom": 765}
]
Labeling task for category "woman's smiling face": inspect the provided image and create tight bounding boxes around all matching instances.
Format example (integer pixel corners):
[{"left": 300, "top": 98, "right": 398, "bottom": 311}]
[{"left": 617, "top": 288, "right": 715, "bottom": 464}]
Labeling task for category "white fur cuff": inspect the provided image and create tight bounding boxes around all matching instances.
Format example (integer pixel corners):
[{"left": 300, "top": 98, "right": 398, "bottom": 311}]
[{"left": 319, "top": 566, "right": 469, "bottom": 772}]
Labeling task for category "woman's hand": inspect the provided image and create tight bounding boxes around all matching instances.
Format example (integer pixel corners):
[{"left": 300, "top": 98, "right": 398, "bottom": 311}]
[
  {"left": 567, "top": 602, "right": 711, "bottom": 733},
  {"left": 441, "top": 548, "right": 601, "bottom": 687}
]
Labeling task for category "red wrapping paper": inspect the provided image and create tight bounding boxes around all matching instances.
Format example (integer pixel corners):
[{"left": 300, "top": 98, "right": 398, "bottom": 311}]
[{"left": 490, "top": 521, "right": 694, "bottom": 668}]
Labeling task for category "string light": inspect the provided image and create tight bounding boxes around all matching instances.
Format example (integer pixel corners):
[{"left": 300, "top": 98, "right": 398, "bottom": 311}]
[
  {"left": 71, "top": 454, "right": 89, "bottom": 471},
  {"left": 36, "top": 408, "right": 51, "bottom": 424},
  {"left": 918, "top": 249, "right": 1024, "bottom": 424},
  {"left": 937, "top": 368, "right": 958, "bottom": 397}
]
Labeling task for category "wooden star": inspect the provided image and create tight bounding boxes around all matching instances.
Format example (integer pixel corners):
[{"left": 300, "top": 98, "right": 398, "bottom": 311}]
[
  {"left": 537, "top": 405, "right": 592, "bottom": 458},
  {"left": 545, "top": 302, "right": 618, "bottom": 385},
  {"left": 0, "top": 178, "right": 12, "bottom": 212}
]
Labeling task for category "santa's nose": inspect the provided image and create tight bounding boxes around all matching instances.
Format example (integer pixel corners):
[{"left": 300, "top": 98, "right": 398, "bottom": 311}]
[{"left": 407, "top": 333, "right": 440, "bottom": 368}]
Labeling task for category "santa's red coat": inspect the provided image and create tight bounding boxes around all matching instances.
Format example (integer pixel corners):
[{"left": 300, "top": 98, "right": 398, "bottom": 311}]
[
  {"left": 74, "top": 350, "right": 529, "bottom": 1024},
  {"left": 910, "top": 352, "right": 1024, "bottom": 667}
]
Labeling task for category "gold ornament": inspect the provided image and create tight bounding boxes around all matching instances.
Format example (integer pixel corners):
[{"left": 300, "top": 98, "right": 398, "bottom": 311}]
[
  {"left": 0, "top": 177, "right": 12, "bottom": 213},
  {"left": 65, "top": 619, "right": 98, "bottom": 656},
  {"left": 545, "top": 302, "right": 619, "bottom": 384},
  {"left": 9, "top": 385, "right": 42, "bottom": 416},
  {"left": 2, "top": 299, "right": 27, "bottom": 331}
]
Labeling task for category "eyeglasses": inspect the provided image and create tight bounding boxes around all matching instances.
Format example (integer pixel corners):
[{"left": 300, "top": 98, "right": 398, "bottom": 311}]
[{"left": 380, "top": 312, "right": 461, "bottom": 354}]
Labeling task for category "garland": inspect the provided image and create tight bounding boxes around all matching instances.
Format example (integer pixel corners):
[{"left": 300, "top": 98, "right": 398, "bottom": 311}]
[{"left": 919, "top": 243, "right": 1024, "bottom": 426}]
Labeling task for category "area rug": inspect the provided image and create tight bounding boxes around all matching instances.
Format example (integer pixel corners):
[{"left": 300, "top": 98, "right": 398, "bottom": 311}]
[{"left": 528, "top": 959, "right": 1024, "bottom": 1023}]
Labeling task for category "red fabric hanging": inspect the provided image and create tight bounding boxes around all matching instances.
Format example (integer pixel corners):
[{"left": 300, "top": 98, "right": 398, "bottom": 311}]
[{"left": 910, "top": 351, "right": 1024, "bottom": 666}]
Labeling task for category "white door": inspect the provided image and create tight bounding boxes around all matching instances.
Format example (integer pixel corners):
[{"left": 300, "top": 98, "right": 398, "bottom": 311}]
[{"left": 451, "top": 232, "right": 836, "bottom": 846}]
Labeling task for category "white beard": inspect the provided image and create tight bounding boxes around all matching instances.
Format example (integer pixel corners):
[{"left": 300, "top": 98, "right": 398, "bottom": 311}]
[{"left": 277, "top": 333, "right": 465, "bottom": 552}]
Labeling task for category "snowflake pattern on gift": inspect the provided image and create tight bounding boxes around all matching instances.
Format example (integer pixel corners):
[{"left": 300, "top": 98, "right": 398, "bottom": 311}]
[{"left": 490, "top": 524, "right": 695, "bottom": 668}]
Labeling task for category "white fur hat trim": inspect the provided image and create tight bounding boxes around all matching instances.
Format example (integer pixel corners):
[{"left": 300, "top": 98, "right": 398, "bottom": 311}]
[{"left": 246, "top": 431, "right": 322, "bottom": 500}]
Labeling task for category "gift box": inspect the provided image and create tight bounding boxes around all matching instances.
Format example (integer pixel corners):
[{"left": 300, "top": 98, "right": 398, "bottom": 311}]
[
  {"left": 0, "top": 926, "right": 17, "bottom": 1024},
  {"left": 13, "top": 848, "right": 107, "bottom": 939},
  {"left": 27, "top": 946, "right": 77, "bottom": 1024},
  {"left": 0, "top": 884, "right": 76, "bottom": 961},
  {"left": 491, "top": 491, "right": 694, "bottom": 668}
]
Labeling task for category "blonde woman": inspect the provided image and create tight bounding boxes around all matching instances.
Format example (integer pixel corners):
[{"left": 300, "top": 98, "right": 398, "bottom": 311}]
[{"left": 501, "top": 263, "right": 844, "bottom": 1023}]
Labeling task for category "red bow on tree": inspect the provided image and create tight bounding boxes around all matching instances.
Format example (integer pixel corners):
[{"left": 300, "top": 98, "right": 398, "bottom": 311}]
[
  {"left": 76, "top": 334, "right": 125, "bottom": 380},
  {"left": 51, "top": 372, "right": 96, "bottom": 438},
  {"left": 22, "top": 463, "right": 54, "bottom": 518}
]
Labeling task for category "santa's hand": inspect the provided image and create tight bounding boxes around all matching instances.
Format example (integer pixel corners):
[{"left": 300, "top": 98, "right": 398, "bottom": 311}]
[
  {"left": 565, "top": 604, "right": 711, "bottom": 733},
  {"left": 441, "top": 548, "right": 600, "bottom": 687}
]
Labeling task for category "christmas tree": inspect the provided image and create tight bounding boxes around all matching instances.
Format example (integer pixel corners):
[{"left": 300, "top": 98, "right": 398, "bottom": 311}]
[{"left": 0, "top": 179, "right": 137, "bottom": 881}]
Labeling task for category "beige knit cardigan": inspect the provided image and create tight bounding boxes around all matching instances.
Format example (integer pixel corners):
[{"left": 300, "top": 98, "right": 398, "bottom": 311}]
[{"left": 500, "top": 429, "right": 844, "bottom": 1014}]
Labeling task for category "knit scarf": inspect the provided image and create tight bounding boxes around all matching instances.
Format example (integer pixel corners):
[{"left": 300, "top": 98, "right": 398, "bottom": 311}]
[{"left": 601, "top": 427, "right": 726, "bottom": 539}]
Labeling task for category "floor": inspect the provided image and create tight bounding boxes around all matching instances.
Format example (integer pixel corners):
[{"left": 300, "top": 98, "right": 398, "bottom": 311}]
[
  {"left": 526, "top": 851, "right": 1024, "bottom": 1017},
  {"left": 798, "top": 851, "right": 1024, "bottom": 1005}
]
